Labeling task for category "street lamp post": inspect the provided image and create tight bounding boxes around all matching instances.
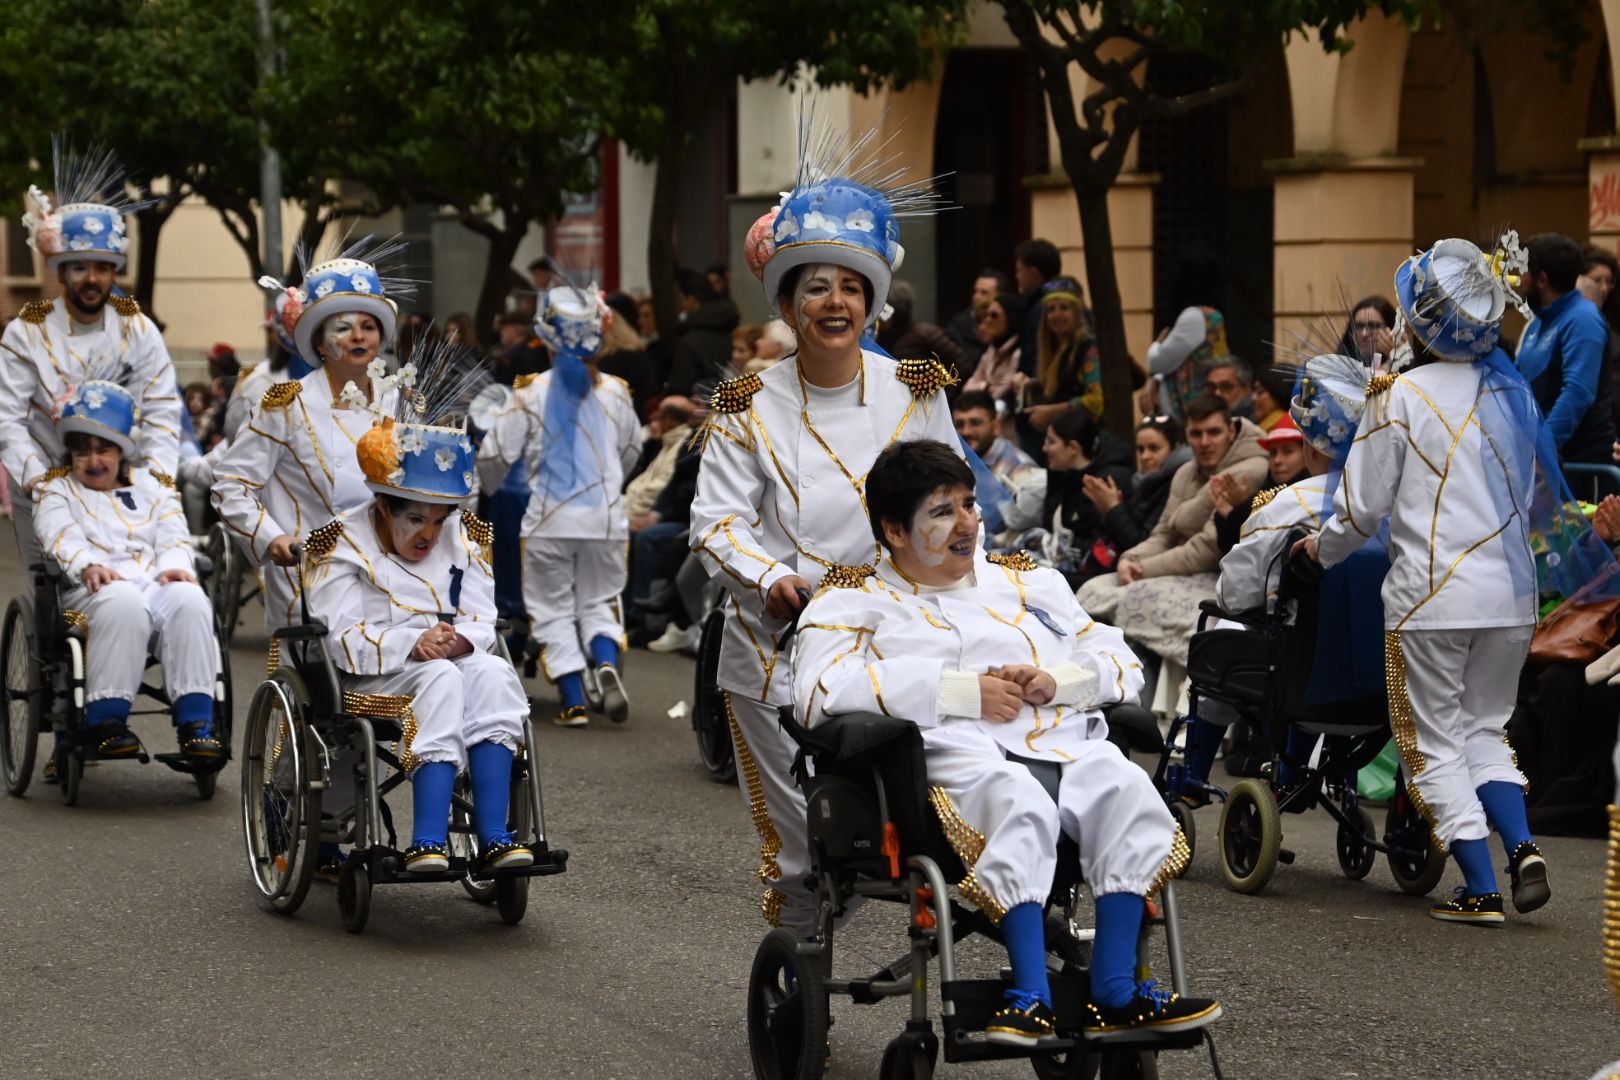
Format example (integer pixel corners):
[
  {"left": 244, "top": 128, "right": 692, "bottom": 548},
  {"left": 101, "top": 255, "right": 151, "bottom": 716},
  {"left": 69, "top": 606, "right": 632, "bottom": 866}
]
[{"left": 256, "top": 0, "right": 283, "bottom": 284}]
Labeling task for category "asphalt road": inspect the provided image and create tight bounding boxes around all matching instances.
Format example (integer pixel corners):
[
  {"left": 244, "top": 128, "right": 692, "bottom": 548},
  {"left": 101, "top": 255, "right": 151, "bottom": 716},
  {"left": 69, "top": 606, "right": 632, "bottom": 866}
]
[{"left": 0, "top": 525, "right": 1615, "bottom": 1080}]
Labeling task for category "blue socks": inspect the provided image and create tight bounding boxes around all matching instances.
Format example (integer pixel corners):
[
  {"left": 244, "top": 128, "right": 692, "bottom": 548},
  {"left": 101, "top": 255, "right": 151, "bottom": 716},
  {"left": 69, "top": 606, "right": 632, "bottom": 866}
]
[
  {"left": 558, "top": 671, "right": 586, "bottom": 710},
  {"left": 1000, "top": 901, "right": 1053, "bottom": 1009},
  {"left": 590, "top": 634, "right": 621, "bottom": 669},
  {"left": 85, "top": 698, "right": 132, "bottom": 727},
  {"left": 1476, "top": 781, "right": 1533, "bottom": 858},
  {"left": 1449, "top": 837, "right": 1499, "bottom": 897},
  {"left": 1092, "top": 892, "right": 1146, "bottom": 1009},
  {"left": 409, "top": 760, "right": 457, "bottom": 849},
  {"left": 172, "top": 692, "right": 212, "bottom": 731},
  {"left": 467, "top": 740, "right": 516, "bottom": 847},
  {"left": 1183, "top": 717, "right": 1223, "bottom": 787}
]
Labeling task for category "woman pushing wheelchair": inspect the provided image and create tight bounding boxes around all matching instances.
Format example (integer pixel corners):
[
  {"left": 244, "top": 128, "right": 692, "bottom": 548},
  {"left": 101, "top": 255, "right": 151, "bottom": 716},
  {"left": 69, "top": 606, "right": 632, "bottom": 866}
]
[{"left": 792, "top": 439, "right": 1221, "bottom": 1044}]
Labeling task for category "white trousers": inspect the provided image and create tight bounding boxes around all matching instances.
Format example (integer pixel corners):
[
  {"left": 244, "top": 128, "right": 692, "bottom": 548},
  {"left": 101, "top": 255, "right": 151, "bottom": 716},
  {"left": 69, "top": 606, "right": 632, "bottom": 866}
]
[
  {"left": 726, "top": 692, "right": 816, "bottom": 929},
  {"left": 522, "top": 537, "right": 626, "bottom": 680},
  {"left": 1388, "top": 626, "right": 1530, "bottom": 848},
  {"left": 341, "top": 651, "right": 528, "bottom": 769},
  {"left": 64, "top": 579, "right": 216, "bottom": 706},
  {"left": 1056, "top": 739, "right": 1178, "bottom": 895}
]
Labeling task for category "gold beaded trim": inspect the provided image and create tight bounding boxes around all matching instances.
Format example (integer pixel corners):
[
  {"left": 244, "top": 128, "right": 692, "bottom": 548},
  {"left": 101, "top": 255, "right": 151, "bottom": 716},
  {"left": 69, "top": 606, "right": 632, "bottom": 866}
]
[
  {"left": 725, "top": 692, "right": 785, "bottom": 923},
  {"left": 957, "top": 868, "right": 1008, "bottom": 923},
  {"left": 1250, "top": 485, "right": 1284, "bottom": 513},
  {"left": 710, "top": 372, "right": 764, "bottom": 415},
  {"left": 265, "top": 637, "right": 281, "bottom": 677},
  {"left": 305, "top": 518, "right": 344, "bottom": 562},
  {"left": 149, "top": 469, "right": 177, "bottom": 491},
  {"left": 895, "top": 357, "right": 958, "bottom": 399},
  {"left": 761, "top": 888, "right": 787, "bottom": 929},
  {"left": 111, "top": 295, "right": 141, "bottom": 318},
  {"left": 261, "top": 380, "right": 303, "bottom": 410},
  {"left": 41, "top": 464, "right": 72, "bottom": 485},
  {"left": 512, "top": 372, "right": 540, "bottom": 391},
  {"left": 341, "top": 691, "right": 421, "bottom": 773},
  {"left": 1605, "top": 805, "right": 1620, "bottom": 1008},
  {"left": 462, "top": 511, "right": 493, "bottom": 549},
  {"left": 929, "top": 785, "right": 1012, "bottom": 924},
  {"left": 19, "top": 299, "right": 51, "bottom": 324},
  {"left": 1367, "top": 372, "right": 1397, "bottom": 398},
  {"left": 1385, "top": 631, "right": 1438, "bottom": 839},
  {"left": 820, "top": 563, "right": 874, "bottom": 589},
  {"left": 987, "top": 551, "right": 1037, "bottom": 573},
  {"left": 1147, "top": 825, "right": 1193, "bottom": 895},
  {"left": 62, "top": 609, "right": 87, "bottom": 629}
]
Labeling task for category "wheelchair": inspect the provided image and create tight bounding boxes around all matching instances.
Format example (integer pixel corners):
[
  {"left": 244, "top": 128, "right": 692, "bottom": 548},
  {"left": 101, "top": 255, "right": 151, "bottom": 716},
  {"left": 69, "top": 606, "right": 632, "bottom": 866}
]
[
  {"left": 201, "top": 520, "right": 260, "bottom": 648},
  {"left": 746, "top": 704, "right": 1217, "bottom": 1080},
  {"left": 692, "top": 600, "right": 735, "bottom": 784},
  {"left": 239, "top": 574, "right": 568, "bottom": 934},
  {"left": 1154, "top": 537, "right": 1446, "bottom": 897},
  {"left": 0, "top": 557, "right": 233, "bottom": 806}
]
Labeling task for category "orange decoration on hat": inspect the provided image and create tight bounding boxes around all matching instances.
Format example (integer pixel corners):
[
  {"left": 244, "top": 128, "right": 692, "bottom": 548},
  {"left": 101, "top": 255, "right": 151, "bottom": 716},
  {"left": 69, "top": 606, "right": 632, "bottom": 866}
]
[{"left": 356, "top": 418, "right": 400, "bottom": 486}]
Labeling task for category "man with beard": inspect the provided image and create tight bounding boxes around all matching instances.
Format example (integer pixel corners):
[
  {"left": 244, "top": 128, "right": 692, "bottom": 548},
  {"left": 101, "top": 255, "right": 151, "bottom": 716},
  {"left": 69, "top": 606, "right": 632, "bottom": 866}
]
[
  {"left": 1516, "top": 232, "right": 1615, "bottom": 471},
  {"left": 0, "top": 155, "right": 181, "bottom": 564}
]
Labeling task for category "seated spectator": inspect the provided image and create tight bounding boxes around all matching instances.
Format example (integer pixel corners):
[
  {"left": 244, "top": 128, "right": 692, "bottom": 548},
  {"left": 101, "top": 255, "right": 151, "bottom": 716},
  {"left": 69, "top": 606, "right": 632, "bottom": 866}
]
[
  {"left": 944, "top": 268, "right": 1014, "bottom": 358},
  {"left": 876, "top": 281, "right": 967, "bottom": 371},
  {"left": 1203, "top": 356, "right": 1252, "bottom": 421},
  {"left": 962, "top": 292, "right": 1026, "bottom": 404},
  {"left": 1083, "top": 416, "right": 1190, "bottom": 562},
  {"left": 1143, "top": 248, "right": 1228, "bottom": 419},
  {"left": 1210, "top": 413, "right": 1312, "bottom": 557},
  {"left": 627, "top": 438, "right": 703, "bottom": 643},
  {"left": 1249, "top": 365, "right": 1292, "bottom": 433},
  {"left": 731, "top": 324, "right": 763, "bottom": 378},
  {"left": 1518, "top": 232, "right": 1616, "bottom": 469},
  {"left": 600, "top": 292, "right": 659, "bottom": 414},
  {"left": 1011, "top": 409, "right": 1132, "bottom": 586},
  {"left": 624, "top": 398, "right": 695, "bottom": 524},
  {"left": 954, "top": 389, "right": 1039, "bottom": 494},
  {"left": 1337, "top": 296, "right": 1398, "bottom": 369},
  {"left": 637, "top": 293, "right": 673, "bottom": 387},
  {"left": 492, "top": 313, "right": 549, "bottom": 386},
  {"left": 1015, "top": 276, "right": 1102, "bottom": 457},
  {"left": 1076, "top": 394, "right": 1268, "bottom": 667},
  {"left": 747, "top": 321, "right": 795, "bottom": 374},
  {"left": 668, "top": 268, "right": 741, "bottom": 394},
  {"left": 1578, "top": 245, "right": 1620, "bottom": 435}
]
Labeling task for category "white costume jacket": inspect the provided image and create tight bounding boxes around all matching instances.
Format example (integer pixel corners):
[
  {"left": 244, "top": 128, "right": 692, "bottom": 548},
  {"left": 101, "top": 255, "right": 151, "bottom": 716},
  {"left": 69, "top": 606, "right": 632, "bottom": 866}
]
[
  {"left": 691, "top": 352, "right": 961, "bottom": 705},
  {"left": 34, "top": 466, "right": 194, "bottom": 584},
  {"left": 476, "top": 370, "right": 640, "bottom": 540},
  {"left": 1317, "top": 365, "right": 1536, "bottom": 630},
  {"left": 792, "top": 552, "right": 1144, "bottom": 763},
  {"left": 0, "top": 297, "right": 181, "bottom": 488},
  {"left": 1216, "top": 477, "right": 1331, "bottom": 614},
  {"left": 211, "top": 371, "right": 396, "bottom": 627}
]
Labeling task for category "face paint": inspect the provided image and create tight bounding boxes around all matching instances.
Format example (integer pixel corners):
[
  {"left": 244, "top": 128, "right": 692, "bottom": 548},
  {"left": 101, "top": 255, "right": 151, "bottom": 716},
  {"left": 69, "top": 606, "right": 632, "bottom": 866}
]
[
  {"left": 911, "top": 492, "right": 963, "bottom": 568},
  {"left": 321, "top": 315, "right": 358, "bottom": 363},
  {"left": 792, "top": 264, "right": 840, "bottom": 338},
  {"left": 381, "top": 501, "right": 449, "bottom": 562}
]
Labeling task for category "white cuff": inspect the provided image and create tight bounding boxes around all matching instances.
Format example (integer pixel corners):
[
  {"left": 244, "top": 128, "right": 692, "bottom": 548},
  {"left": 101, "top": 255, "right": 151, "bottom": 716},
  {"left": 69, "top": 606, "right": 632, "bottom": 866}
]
[
  {"left": 937, "top": 670, "right": 981, "bottom": 720},
  {"left": 1047, "top": 662, "right": 1100, "bottom": 709}
]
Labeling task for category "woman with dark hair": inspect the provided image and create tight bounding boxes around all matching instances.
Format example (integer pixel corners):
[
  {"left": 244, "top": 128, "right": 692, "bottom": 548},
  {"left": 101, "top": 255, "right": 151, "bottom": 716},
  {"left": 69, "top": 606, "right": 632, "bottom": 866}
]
[
  {"left": 1249, "top": 365, "right": 1293, "bottom": 432},
  {"left": 1084, "top": 415, "right": 1190, "bottom": 558},
  {"left": 1032, "top": 408, "right": 1132, "bottom": 583},
  {"left": 1337, "top": 295, "right": 1399, "bottom": 368},
  {"left": 962, "top": 291, "right": 1026, "bottom": 403}
]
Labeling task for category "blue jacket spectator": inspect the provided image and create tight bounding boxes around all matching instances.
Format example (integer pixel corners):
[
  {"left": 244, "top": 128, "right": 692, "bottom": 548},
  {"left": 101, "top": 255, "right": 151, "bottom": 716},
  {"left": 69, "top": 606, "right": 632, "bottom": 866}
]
[{"left": 1517, "top": 233, "right": 1616, "bottom": 467}]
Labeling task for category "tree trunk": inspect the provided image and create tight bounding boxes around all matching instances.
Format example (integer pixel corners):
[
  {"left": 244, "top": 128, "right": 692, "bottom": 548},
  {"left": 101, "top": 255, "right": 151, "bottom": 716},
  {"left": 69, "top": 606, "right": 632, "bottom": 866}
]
[
  {"left": 1072, "top": 179, "right": 1136, "bottom": 437},
  {"left": 647, "top": 105, "right": 687, "bottom": 344},
  {"left": 131, "top": 201, "right": 176, "bottom": 319},
  {"left": 475, "top": 225, "right": 525, "bottom": 348}
]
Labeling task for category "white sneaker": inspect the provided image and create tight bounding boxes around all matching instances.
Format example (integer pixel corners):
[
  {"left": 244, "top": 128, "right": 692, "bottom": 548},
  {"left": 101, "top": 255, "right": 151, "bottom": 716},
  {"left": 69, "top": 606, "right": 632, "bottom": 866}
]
[
  {"left": 648, "top": 623, "right": 699, "bottom": 654},
  {"left": 597, "top": 664, "right": 630, "bottom": 724}
]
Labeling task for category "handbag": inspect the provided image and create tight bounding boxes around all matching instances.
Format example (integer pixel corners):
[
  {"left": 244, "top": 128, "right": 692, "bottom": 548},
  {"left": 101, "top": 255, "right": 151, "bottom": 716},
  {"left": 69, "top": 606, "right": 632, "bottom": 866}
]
[{"left": 1529, "top": 595, "right": 1620, "bottom": 665}]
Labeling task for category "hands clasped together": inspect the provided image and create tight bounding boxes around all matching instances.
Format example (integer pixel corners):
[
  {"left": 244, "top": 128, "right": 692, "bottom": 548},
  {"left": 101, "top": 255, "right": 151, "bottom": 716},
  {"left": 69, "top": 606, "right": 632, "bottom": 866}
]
[
  {"left": 977, "top": 665, "right": 1057, "bottom": 723},
  {"left": 411, "top": 621, "right": 472, "bottom": 662}
]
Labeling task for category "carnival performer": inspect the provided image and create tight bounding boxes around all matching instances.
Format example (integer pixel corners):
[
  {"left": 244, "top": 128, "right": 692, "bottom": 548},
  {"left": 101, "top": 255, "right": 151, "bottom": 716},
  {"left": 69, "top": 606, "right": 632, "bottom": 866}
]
[
  {"left": 33, "top": 362, "right": 218, "bottom": 762},
  {"left": 1300, "top": 234, "right": 1561, "bottom": 925},
  {"left": 211, "top": 237, "right": 411, "bottom": 637},
  {"left": 477, "top": 284, "right": 640, "bottom": 727},
  {"left": 305, "top": 341, "right": 532, "bottom": 872},
  {"left": 224, "top": 287, "right": 313, "bottom": 443},
  {"left": 793, "top": 440, "right": 1218, "bottom": 1042},
  {"left": 690, "top": 109, "right": 962, "bottom": 929},
  {"left": 0, "top": 142, "right": 181, "bottom": 566}
]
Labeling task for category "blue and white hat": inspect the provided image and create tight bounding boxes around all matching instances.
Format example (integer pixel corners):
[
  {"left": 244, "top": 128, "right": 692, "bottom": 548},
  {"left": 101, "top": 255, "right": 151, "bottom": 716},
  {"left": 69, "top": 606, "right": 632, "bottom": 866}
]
[
  {"left": 54, "top": 353, "right": 139, "bottom": 456},
  {"left": 355, "top": 335, "right": 490, "bottom": 506},
  {"left": 748, "top": 99, "right": 945, "bottom": 327},
  {"left": 20, "top": 141, "right": 148, "bottom": 272},
  {"left": 534, "top": 283, "right": 606, "bottom": 361},
  {"left": 1393, "top": 231, "right": 1530, "bottom": 363},
  {"left": 264, "top": 235, "right": 415, "bottom": 366},
  {"left": 1290, "top": 353, "right": 1370, "bottom": 461}
]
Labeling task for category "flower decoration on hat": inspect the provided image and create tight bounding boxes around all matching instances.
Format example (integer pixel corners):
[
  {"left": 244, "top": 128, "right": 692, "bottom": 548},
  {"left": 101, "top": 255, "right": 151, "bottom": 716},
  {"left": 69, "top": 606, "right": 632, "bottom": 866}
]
[
  {"left": 356, "top": 332, "right": 490, "bottom": 506},
  {"left": 52, "top": 351, "right": 140, "bottom": 457},
  {"left": 20, "top": 138, "right": 156, "bottom": 273},
  {"left": 1288, "top": 353, "right": 1370, "bottom": 461},
  {"left": 256, "top": 233, "right": 419, "bottom": 367}
]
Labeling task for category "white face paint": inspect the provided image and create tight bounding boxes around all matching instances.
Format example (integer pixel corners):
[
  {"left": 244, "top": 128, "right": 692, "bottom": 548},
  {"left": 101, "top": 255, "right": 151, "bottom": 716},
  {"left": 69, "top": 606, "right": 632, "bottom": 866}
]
[
  {"left": 379, "top": 501, "right": 449, "bottom": 562},
  {"left": 909, "top": 488, "right": 978, "bottom": 570},
  {"left": 321, "top": 315, "right": 358, "bottom": 363},
  {"left": 792, "top": 263, "right": 841, "bottom": 338}
]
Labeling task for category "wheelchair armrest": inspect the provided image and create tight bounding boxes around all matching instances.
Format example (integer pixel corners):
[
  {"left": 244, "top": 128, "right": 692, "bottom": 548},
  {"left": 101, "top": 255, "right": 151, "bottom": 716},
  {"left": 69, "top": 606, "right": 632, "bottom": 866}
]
[
  {"left": 29, "top": 561, "right": 64, "bottom": 584},
  {"left": 495, "top": 618, "right": 512, "bottom": 633},
  {"left": 1197, "top": 599, "right": 1270, "bottom": 629},
  {"left": 778, "top": 706, "right": 919, "bottom": 763},
  {"left": 272, "top": 620, "right": 329, "bottom": 641},
  {"left": 193, "top": 554, "right": 214, "bottom": 577}
]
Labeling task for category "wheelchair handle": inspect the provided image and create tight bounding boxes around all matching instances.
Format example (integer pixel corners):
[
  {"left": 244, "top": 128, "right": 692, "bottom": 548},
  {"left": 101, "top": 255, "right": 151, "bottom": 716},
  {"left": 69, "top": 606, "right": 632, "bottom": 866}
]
[{"left": 774, "top": 586, "right": 816, "bottom": 652}]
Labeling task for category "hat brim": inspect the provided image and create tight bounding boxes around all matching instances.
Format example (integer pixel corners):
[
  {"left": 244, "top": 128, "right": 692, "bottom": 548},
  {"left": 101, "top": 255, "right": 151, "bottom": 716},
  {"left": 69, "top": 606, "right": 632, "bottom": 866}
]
[
  {"left": 58, "top": 415, "right": 136, "bottom": 457},
  {"left": 46, "top": 252, "right": 126, "bottom": 272},
  {"left": 760, "top": 243, "right": 889, "bottom": 329},
  {"left": 1393, "top": 247, "right": 1500, "bottom": 363},
  {"left": 1257, "top": 429, "right": 1305, "bottom": 450},
  {"left": 294, "top": 294, "right": 399, "bottom": 365},
  {"left": 364, "top": 481, "right": 469, "bottom": 506}
]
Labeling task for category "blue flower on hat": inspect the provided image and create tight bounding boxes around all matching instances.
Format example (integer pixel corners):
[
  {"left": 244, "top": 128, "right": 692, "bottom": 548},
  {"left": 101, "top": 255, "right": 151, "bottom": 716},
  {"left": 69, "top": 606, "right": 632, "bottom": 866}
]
[
  {"left": 774, "top": 207, "right": 800, "bottom": 242},
  {"left": 846, "top": 209, "right": 876, "bottom": 233},
  {"left": 315, "top": 278, "right": 335, "bottom": 299},
  {"left": 82, "top": 217, "right": 104, "bottom": 235}
]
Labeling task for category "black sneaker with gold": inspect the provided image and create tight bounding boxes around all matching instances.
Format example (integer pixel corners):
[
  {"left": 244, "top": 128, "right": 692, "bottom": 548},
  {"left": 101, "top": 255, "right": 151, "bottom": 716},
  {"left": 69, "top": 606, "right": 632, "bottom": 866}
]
[
  {"left": 1083, "top": 982, "right": 1222, "bottom": 1036},
  {"left": 404, "top": 842, "right": 450, "bottom": 872},
  {"left": 1505, "top": 842, "right": 1550, "bottom": 914},
  {"left": 479, "top": 839, "right": 534, "bottom": 871},
  {"left": 985, "top": 999, "right": 1056, "bottom": 1047},
  {"left": 1429, "top": 887, "right": 1505, "bottom": 926},
  {"left": 91, "top": 725, "right": 143, "bottom": 758},
  {"left": 554, "top": 705, "right": 589, "bottom": 728}
]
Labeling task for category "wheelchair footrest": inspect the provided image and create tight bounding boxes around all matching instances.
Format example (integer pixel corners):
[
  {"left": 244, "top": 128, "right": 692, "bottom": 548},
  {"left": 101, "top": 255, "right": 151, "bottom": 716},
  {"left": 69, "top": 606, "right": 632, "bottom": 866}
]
[
  {"left": 152, "top": 751, "right": 231, "bottom": 776},
  {"left": 467, "top": 846, "right": 569, "bottom": 881},
  {"left": 939, "top": 978, "right": 1203, "bottom": 1063}
]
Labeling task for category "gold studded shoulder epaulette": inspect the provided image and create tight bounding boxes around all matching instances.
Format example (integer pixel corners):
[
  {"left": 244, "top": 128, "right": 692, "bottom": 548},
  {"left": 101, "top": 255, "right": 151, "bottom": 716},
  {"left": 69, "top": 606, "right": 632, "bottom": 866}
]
[
  {"left": 110, "top": 295, "right": 141, "bottom": 318},
  {"left": 18, "top": 299, "right": 51, "bottom": 324},
  {"left": 1250, "top": 485, "right": 1285, "bottom": 513},
  {"left": 819, "top": 563, "right": 874, "bottom": 589},
  {"left": 40, "top": 464, "right": 71, "bottom": 485},
  {"left": 710, "top": 372, "right": 764, "bottom": 414},
  {"left": 148, "top": 469, "right": 177, "bottom": 491},
  {"left": 462, "top": 511, "right": 493, "bottom": 548},
  {"left": 1367, "top": 372, "right": 1398, "bottom": 397},
  {"left": 987, "top": 551, "right": 1038, "bottom": 572},
  {"left": 305, "top": 518, "right": 344, "bottom": 562},
  {"left": 261, "top": 380, "right": 302, "bottom": 410},
  {"left": 895, "top": 357, "right": 959, "bottom": 399},
  {"left": 512, "top": 372, "right": 540, "bottom": 391}
]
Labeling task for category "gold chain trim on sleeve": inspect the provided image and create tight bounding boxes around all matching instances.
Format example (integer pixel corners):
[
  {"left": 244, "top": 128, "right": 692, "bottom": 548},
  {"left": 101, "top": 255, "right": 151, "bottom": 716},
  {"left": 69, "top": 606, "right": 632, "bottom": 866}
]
[
  {"left": 929, "top": 785, "right": 1015, "bottom": 923},
  {"left": 987, "top": 551, "right": 1037, "bottom": 573},
  {"left": 820, "top": 563, "right": 875, "bottom": 589},
  {"left": 895, "top": 357, "right": 959, "bottom": 398},
  {"left": 1249, "top": 486, "right": 1284, "bottom": 513},
  {"left": 462, "top": 511, "right": 493, "bottom": 550},
  {"left": 1605, "top": 805, "right": 1620, "bottom": 1007},
  {"left": 41, "top": 464, "right": 72, "bottom": 484},
  {"left": 512, "top": 372, "right": 540, "bottom": 391},
  {"left": 711, "top": 372, "right": 764, "bottom": 414},
  {"left": 149, "top": 470, "right": 177, "bottom": 491},
  {"left": 1367, "top": 372, "right": 1398, "bottom": 397},
  {"left": 761, "top": 889, "right": 788, "bottom": 929},
  {"left": 305, "top": 518, "right": 344, "bottom": 562},
  {"left": 1147, "top": 826, "right": 1193, "bottom": 895},
  {"left": 19, "top": 299, "right": 51, "bottom": 324},
  {"left": 1385, "top": 631, "right": 1438, "bottom": 840},
  {"left": 62, "top": 609, "right": 87, "bottom": 629},
  {"left": 341, "top": 691, "right": 422, "bottom": 773},
  {"left": 110, "top": 295, "right": 141, "bottom": 318},
  {"left": 261, "top": 380, "right": 303, "bottom": 410},
  {"left": 266, "top": 637, "right": 281, "bottom": 676},
  {"left": 725, "top": 692, "right": 786, "bottom": 922}
]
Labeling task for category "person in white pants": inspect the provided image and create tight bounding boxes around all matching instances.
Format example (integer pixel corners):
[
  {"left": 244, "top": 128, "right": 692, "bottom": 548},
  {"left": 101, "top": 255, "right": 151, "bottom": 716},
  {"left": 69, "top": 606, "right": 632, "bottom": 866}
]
[
  {"left": 477, "top": 284, "right": 640, "bottom": 728},
  {"left": 33, "top": 371, "right": 216, "bottom": 764},
  {"left": 792, "top": 439, "right": 1217, "bottom": 1044},
  {"left": 691, "top": 143, "right": 960, "bottom": 929},
  {"left": 305, "top": 341, "right": 533, "bottom": 873}
]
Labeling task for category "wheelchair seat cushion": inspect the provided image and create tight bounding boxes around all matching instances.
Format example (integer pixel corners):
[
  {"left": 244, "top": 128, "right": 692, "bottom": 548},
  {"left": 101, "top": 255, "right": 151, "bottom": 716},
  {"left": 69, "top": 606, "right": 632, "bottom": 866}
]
[{"left": 1187, "top": 627, "right": 1271, "bottom": 707}]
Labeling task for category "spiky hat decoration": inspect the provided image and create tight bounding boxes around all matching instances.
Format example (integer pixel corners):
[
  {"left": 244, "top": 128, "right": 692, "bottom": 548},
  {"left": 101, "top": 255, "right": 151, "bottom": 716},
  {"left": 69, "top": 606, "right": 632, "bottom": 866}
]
[
  {"left": 355, "top": 330, "right": 490, "bottom": 506},
  {"left": 20, "top": 138, "right": 156, "bottom": 272},
  {"left": 256, "top": 233, "right": 420, "bottom": 367}
]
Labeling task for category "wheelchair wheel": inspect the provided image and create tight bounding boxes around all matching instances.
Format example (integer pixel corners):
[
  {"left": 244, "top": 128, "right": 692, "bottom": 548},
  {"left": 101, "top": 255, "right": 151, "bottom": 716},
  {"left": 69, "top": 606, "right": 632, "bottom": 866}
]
[
  {"left": 57, "top": 743, "right": 83, "bottom": 807},
  {"left": 494, "top": 757, "right": 534, "bottom": 925},
  {"left": 338, "top": 857, "right": 372, "bottom": 934},
  {"left": 194, "top": 768, "right": 218, "bottom": 801},
  {"left": 1167, "top": 799, "right": 1197, "bottom": 863},
  {"left": 1335, "top": 808, "right": 1376, "bottom": 881},
  {"left": 452, "top": 776, "right": 496, "bottom": 905},
  {"left": 1, "top": 597, "right": 42, "bottom": 797},
  {"left": 204, "top": 523, "right": 243, "bottom": 646},
  {"left": 880, "top": 1025, "right": 938, "bottom": 1080},
  {"left": 1031, "top": 919, "right": 1099, "bottom": 1080},
  {"left": 241, "top": 673, "right": 320, "bottom": 915},
  {"left": 496, "top": 876, "right": 529, "bottom": 925},
  {"left": 1218, "top": 778, "right": 1282, "bottom": 894},
  {"left": 747, "top": 928, "right": 829, "bottom": 1080},
  {"left": 693, "top": 608, "right": 736, "bottom": 784},
  {"left": 1385, "top": 796, "right": 1446, "bottom": 896}
]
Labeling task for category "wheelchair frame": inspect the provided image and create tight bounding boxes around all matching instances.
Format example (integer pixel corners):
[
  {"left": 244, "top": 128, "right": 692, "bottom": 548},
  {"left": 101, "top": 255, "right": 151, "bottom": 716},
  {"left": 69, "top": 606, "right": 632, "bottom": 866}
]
[{"left": 2, "top": 556, "right": 233, "bottom": 806}]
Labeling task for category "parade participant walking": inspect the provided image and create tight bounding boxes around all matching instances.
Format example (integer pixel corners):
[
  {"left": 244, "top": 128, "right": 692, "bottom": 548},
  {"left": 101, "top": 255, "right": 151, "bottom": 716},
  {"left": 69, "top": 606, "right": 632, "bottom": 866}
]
[
  {"left": 1301, "top": 233, "right": 1570, "bottom": 925},
  {"left": 0, "top": 143, "right": 182, "bottom": 566},
  {"left": 305, "top": 342, "right": 532, "bottom": 872},
  {"left": 211, "top": 237, "right": 411, "bottom": 636},
  {"left": 477, "top": 283, "right": 640, "bottom": 727},
  {"left": 690, "top": 109, "right": 960, "bottom": 928}
]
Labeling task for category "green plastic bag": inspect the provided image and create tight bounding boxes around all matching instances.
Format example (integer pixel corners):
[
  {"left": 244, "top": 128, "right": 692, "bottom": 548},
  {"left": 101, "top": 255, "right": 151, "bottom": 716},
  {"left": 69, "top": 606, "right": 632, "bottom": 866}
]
[{"left": 1357, "top": 739, "right": 1400, "bottom": 804}]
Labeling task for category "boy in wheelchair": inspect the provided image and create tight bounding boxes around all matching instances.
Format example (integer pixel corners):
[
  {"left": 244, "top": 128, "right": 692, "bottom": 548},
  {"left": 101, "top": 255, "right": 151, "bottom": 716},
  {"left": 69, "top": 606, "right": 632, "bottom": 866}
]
[
  {"left": 303, "top": 356, "right": 533, "bottom": 874},
  {"left": 34, "top": 369, "right": 219, "bottom": 762},
  {"left": 792, "top": 439, "right": 1219, "bottom": 1045}
]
